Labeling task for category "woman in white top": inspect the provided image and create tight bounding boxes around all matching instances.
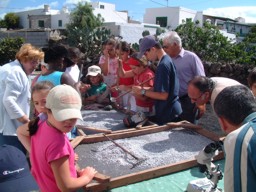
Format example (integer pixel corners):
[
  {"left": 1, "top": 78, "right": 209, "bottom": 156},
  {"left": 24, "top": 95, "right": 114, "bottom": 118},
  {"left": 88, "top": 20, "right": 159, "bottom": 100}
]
[{"left": 0, "top": 43, "right": 44, "bottom": 154}]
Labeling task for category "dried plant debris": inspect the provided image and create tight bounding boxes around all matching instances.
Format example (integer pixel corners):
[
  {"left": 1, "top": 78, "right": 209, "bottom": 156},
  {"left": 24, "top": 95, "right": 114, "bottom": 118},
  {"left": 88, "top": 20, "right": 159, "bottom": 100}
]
[{"left": 75, "top": 129, "right": 213, "bottom": 177}]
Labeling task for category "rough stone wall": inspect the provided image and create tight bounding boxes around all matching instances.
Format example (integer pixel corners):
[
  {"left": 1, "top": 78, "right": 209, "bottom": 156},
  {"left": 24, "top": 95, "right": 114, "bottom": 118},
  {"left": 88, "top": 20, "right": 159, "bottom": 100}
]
[
  {"left": 0, "top": 31, "right": 49, "bottom": 47},
  {"left": 204, "top": 61, "right": 255, "bottom": 85},
  {"left": 29, "top": 15, "right": 51, "bottom": 29}
]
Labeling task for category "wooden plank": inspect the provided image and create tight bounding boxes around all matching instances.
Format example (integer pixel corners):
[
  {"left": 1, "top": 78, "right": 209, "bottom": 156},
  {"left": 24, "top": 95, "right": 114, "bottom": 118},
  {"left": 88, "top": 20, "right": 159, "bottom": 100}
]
[
  {"left": 84, "top": 152, "right": 224, "bottom": 192},
  {"left": 79, "top": 121, "right": 221, "bottom": 144},
  {"left": 77, "top": 128, "right": 87, "bottom": 136},
  {"left": 93, "top": 172, "right": 111, "bottom": 183},
  {"left": 70, "top": 136, "right": 85, "bottom": 148},
  {"left": 75, "top": 120, "right": 224, "bottom": 191},
  {"left": 167, "top": 121, "right": 203, "bottom": 130},
  {"left": 136, "top": 118, "right": 148, "bottom": 128},
  {"left": 76, "top": 125, "right": 112, "bottom": 134}
]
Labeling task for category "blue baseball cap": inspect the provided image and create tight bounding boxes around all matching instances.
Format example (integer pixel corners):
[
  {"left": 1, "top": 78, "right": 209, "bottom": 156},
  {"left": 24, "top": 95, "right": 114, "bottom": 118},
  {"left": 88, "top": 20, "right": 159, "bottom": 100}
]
[
  {"left": 0, "top": 145, "right": 39, "bottom": 192},
  {"left": 138, "top": 35, "right": 158, "bottom": 58}
]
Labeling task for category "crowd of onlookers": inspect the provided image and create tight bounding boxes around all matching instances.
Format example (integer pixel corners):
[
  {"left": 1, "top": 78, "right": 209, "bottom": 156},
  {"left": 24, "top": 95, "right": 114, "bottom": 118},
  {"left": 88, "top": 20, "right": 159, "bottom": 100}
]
[{"left": 0, "top": 31, "right": 256, "bottom": 191}]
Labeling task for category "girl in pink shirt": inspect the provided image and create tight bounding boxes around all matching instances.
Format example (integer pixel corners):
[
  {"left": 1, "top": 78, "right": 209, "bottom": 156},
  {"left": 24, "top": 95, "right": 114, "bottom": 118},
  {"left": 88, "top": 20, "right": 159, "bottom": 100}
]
[{"left": 17, "top": 85, "right": 97, "bottom": 192}]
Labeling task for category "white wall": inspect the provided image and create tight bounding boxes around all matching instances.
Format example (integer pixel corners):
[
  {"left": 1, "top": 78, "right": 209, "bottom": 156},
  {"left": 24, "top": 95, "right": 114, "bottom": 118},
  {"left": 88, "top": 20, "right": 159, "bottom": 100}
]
[
  {"left": 16, "top": 9, "right": 43, "bottom": 29},
  {"left": 51, "top": 12, "right": 70, "bottom": 29},
  {"left": 103, "top": 22, "right": 158, "bottom": 44},
  {"left": 91, "top": 1, "right": 115, "bottom": 11},
  {"left": 144, "top": 7, "right": 197, "bottom": 30},
  {"left": 91, "top": 1, "right": 127, "bottom": 23},
  {"left": 93, "top": 9, "right": 127, "bottom": 23}
]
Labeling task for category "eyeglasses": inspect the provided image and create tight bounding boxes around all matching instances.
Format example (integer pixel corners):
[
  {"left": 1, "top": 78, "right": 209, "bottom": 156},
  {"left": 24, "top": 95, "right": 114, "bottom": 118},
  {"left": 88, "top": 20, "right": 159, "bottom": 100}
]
[
  {"left": 30, "top": 60, "right": 39, "bottom": 66},
  {"left": 162, "top": 45, "right": 169, "bottom": 49},
  {"left": 190, "top": 93, "right": 205, "bottom": 102}
]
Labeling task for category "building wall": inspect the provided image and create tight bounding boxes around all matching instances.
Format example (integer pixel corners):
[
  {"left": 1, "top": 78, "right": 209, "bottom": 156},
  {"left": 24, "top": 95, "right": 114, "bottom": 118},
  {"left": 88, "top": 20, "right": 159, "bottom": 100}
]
[
  {"left": 29, "top": 15, "right": 51, "bottom": 29},
  {"left": 15, "top": 2, "right": 128, "bottom": 30},
  {"left": 51, "top": 12, "right": 70, "bottom": 29},
  {"left": 144, "top": 7, "right": 197, "bottom": 30},
  {"left": 93, "top": 9, "right": 127, "bottom": 23},
  {"left": 0, "top": 31, "right": 49, "bottom": 47},
  {"left": 103, "top": 22, "right": 158, "bottom": 44},
  {"left": 91, "top": 1, "right": 116, "bottom": 11},
  {"left": 16, "top": 9, "right": 45, "bottom": 29},
  {"left": 223, "top": 22, "right": 251, "bottom": 36}
]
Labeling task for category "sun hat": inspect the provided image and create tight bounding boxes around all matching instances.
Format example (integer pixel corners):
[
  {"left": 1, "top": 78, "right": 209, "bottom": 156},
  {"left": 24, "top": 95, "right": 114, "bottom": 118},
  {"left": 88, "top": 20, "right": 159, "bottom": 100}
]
[
  {"left": 0, "top": 145, "right": 39, "bottom": 192},
  {"left": 86, "top": 65, "right": 102, "bottom": 76},
  {"left": 45, "top": 84, "right": 82, "bottom": 121},
  {"left": 138, "top": 35, "right": 158, "bottom": 59}
]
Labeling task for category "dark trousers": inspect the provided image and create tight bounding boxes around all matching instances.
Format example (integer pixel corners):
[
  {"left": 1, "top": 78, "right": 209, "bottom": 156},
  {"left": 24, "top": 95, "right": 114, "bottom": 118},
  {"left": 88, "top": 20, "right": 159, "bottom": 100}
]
[
  {"left": 179, "top": 95, "right": 198, "bottom": 124},
  {"left": 0, "top": 133, "right": 26, "bottom": 154}
]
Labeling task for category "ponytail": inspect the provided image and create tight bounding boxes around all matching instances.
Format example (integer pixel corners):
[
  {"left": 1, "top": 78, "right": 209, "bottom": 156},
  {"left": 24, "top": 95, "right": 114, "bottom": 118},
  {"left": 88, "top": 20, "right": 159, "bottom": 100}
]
[{"left": 28, "top": 116, "right": 40, "bottom": 136}]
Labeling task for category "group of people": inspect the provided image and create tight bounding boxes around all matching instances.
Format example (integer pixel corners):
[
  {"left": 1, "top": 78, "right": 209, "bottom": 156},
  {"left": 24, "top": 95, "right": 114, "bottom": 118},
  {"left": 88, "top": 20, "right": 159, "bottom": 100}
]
[
  {"left": 0, "top": 44, "right": 96, "bottom": 191},
  {"left": 0, "top": 30, "right": 256, "bottom": 191}
]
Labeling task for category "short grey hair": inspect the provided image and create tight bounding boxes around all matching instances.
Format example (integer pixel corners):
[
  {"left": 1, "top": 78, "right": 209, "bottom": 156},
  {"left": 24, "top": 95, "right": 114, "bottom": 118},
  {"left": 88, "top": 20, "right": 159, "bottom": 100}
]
[{"left": 162, "top": 31, "right": 182, "bottom": 47}]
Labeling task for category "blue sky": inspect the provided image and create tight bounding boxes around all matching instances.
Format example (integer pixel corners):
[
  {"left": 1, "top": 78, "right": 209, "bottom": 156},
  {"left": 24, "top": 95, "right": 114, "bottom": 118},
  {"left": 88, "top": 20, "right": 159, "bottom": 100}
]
[{"left": 1, "top": 0, "right": 256, "bottom": 23}]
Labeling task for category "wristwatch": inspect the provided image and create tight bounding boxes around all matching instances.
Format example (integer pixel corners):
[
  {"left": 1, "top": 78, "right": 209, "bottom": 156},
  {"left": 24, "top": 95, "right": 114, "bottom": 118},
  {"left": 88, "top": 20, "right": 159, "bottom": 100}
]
[{"left": 141, "top": 89, "right": 146, "bottom": 96}]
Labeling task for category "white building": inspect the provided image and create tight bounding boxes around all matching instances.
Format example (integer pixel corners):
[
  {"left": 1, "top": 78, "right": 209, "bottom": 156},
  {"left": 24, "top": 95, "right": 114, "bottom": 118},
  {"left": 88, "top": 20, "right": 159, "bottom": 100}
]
[
  {"left": 15, "top": 2, "right": 128, "bottom": 30},
  {"left": 12, "top": 2, "right": 158, "bottom": 45},
  {"left": 103, "top": 22, "right": 159, "bottom": 44},
  {"left": 144, "top": 6, "right": 253, "bottom": 41},
  {"left": 91, "top": 2, "right": 128, "bottom": 23},
  {"left": 144, "top": 7, "right": 197, "bottom": 30},
  {"left": 15, "top": 5, "right": 69, "bottom": 29}
]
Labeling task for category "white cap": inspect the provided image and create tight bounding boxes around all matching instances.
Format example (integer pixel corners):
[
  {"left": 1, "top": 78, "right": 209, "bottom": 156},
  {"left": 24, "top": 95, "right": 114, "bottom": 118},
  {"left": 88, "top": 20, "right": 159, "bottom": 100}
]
[
  {"left": 46, "top": 84, "right": 82, "bottom": 121},
  {"left": 86, "top": 65, "right": 101, "bottom": 76}
]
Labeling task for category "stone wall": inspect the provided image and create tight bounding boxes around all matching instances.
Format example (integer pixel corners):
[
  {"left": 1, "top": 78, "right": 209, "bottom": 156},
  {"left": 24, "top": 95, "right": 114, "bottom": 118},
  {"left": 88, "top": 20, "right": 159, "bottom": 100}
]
[
  {"left": 204, "top": 61, "right": 255, "bottom": 85},
  {"left": 0, "top": 30, "right": 49, "bottom": 47}
]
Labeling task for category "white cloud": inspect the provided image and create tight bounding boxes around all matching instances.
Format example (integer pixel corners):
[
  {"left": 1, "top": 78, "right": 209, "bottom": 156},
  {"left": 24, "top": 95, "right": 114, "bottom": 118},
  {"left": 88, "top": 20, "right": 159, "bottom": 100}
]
[{"left": 204, "top": 6, "right": 256, "bottom": 23}]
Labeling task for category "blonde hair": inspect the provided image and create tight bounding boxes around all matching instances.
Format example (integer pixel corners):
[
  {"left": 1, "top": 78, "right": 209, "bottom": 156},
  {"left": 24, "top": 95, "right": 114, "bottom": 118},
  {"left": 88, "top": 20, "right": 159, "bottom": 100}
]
[{"left": 16, "top": 43, "right": 44, "bottom": 63}]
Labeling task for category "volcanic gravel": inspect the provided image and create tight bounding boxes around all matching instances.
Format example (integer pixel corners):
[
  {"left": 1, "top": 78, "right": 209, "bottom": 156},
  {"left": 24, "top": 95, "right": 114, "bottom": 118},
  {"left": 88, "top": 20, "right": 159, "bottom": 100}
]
[
  {"left": 76, "top": 110, "right": 127, "bottom": 133},
  {"left": 75, "top": 128, "right": 213, "bottom": 178}
]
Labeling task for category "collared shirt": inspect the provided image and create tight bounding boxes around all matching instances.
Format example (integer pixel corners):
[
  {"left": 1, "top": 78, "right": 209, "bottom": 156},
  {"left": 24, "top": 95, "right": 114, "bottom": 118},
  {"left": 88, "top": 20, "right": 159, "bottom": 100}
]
[
  {"left": 224, "top": 112, "right": 256, "bottom": 192},
  {"left": 172, "top": 48, "right": 205, "bottom": 97}
]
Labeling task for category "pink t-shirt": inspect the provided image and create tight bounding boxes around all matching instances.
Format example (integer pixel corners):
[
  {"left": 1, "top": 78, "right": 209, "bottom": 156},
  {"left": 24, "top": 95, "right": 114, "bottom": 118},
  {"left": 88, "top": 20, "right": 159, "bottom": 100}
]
[
  {"left": 30, "top": 120, "right": 76, "bottom": 192},
  {"left": 99, "top": 55, "right": 119, "bottom": 87}
]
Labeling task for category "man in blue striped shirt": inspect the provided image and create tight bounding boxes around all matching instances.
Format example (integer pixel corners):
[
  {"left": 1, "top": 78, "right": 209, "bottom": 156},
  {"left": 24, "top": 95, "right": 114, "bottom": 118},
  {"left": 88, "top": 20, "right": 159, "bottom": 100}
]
[{"left": 214, "top": 85, "right": 256, "bottom": 192}]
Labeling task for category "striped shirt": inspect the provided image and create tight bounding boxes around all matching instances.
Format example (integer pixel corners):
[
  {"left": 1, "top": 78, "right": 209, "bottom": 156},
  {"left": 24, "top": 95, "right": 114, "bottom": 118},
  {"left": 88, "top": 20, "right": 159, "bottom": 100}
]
[{"left": 224, "top": 112, "right": 256, "bottom": 192}]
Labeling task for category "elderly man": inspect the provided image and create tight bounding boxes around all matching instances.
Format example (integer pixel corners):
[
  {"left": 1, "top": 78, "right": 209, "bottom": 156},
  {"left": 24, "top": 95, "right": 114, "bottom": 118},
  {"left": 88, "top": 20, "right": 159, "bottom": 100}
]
[
  {"left": 214, "top": 85, "right": 256, "bottom": 192},
  {"left": 162, "top": 31, "right": 205, "bottom": 123},
  {"left": 132, "top": 35, "right": 182, "bottom": 125}
]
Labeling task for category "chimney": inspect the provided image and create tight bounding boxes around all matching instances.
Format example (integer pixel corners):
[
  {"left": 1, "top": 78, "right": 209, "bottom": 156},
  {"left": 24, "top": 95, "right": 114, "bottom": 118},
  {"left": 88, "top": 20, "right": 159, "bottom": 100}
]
[{"left": 44, "top": 5, "right": 50, "bottom": 12}]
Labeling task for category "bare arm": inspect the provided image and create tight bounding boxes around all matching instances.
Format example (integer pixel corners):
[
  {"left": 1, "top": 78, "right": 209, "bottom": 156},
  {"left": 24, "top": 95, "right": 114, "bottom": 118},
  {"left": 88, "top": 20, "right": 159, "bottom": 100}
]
[
  {"left": 117, "top": 60, "right": 134, "bottom": 78},
  {"left": 51, "top": 156, "right": 97, "bottom": 191},
  {"left": 61, "top": 73, "right": 80, "bottom": 93},
  {"left": 132, "top": 86, "right": 168, "bottom": 100},
  {"left": 99, "top": 49, "right": 110, "bottom": 76},
  {"left": 17, "top": 122, "right": 31, "bottom": 152}
]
